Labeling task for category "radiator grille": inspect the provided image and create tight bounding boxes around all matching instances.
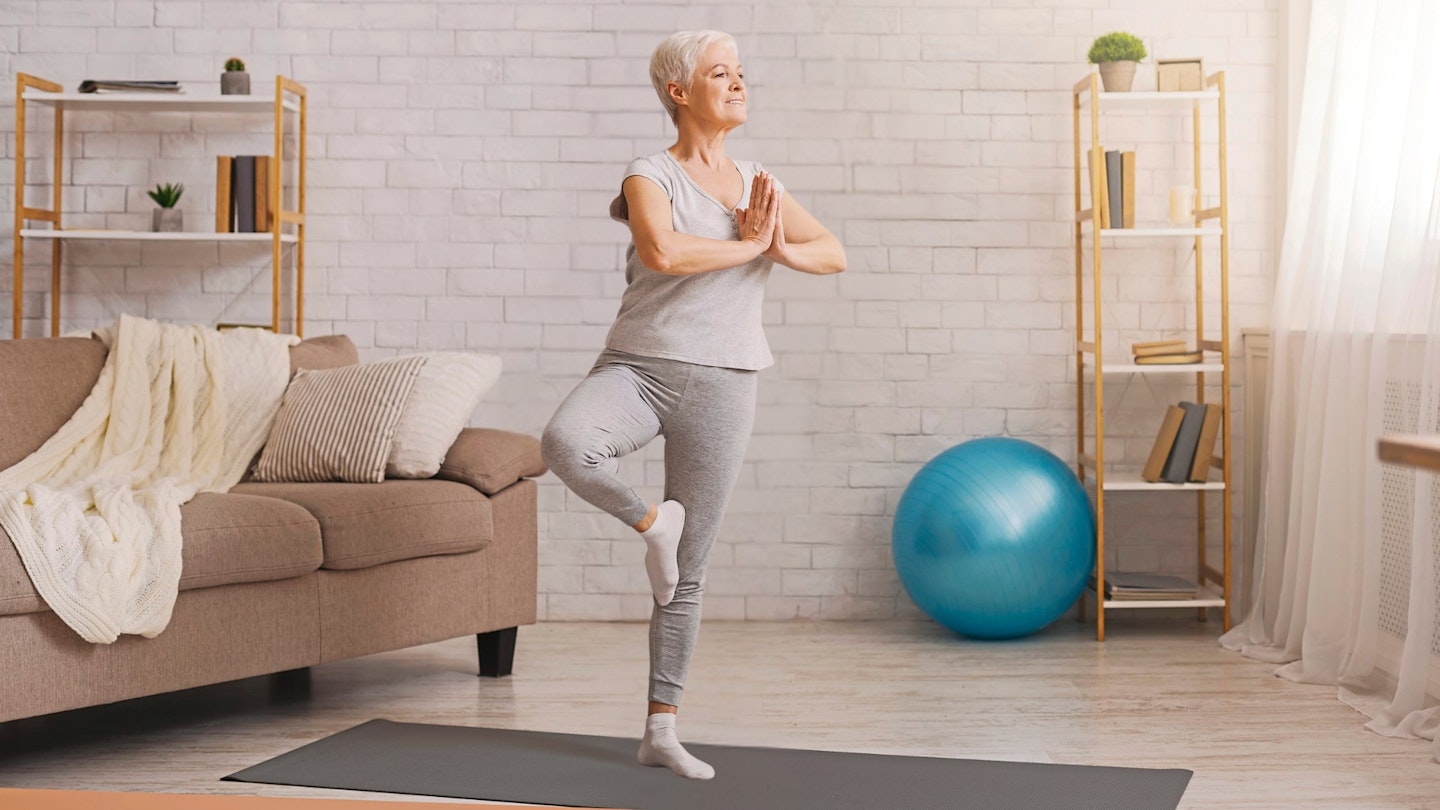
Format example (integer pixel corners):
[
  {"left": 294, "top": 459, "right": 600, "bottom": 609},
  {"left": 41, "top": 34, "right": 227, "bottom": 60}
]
[{"left": 1379, "top": 381, "right": 1440, "bottom": 655}]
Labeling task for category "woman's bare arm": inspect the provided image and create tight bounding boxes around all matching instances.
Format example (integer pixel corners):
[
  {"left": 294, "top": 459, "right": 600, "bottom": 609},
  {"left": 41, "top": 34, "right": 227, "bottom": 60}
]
[
  {"left": 624, "top": 174, "right": 778, "bottom": 276},
  {"left": 763, "top": 193, "right": 846, "bottom": 276}
]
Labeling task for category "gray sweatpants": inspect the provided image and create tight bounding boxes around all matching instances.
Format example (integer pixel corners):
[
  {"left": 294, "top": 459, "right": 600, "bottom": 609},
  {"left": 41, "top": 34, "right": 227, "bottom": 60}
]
[{"left": 541, "top": 349, "right": 757, "bottom": 706}]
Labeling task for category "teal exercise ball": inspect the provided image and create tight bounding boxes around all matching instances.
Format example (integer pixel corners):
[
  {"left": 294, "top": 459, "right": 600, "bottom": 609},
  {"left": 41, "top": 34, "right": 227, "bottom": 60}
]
[{"left": 892, "top": 437, "right": 1096, "bottom": 640}]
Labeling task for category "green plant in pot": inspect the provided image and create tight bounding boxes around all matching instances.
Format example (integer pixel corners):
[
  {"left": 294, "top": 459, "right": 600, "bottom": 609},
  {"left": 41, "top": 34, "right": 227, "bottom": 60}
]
[
  {"left": 221, "top": 56, "right": 250, "bottom": 95},
  {"left": 1088, "top": 32, "right": 1147, "bottom": 92},
  {"left": 148, "top": 182, "right": 184, "bottom": 232}
]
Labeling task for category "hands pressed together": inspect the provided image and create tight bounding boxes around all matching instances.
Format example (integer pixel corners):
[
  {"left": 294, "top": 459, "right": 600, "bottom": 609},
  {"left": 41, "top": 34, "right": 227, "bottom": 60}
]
[{"left": 735, "top": 171, "right": 787, "bottom": 263}]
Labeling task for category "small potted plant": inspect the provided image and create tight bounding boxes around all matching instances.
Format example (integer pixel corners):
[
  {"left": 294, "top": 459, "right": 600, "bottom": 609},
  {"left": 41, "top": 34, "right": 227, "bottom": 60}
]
[
  {"left": 149, "top": 182, "right": 184, "bottom": 232},
  {"left": 221, "top": 57, "right": 249, "bottom": 95},
  {"left": 1088, "top": 32, "right": 1147, "bottom": 92}
]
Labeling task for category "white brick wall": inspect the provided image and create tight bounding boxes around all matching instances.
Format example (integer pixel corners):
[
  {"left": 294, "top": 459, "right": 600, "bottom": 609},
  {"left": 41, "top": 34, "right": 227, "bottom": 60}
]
[{"left": 1, "top": 1, "right": 1278, "bottom": 622}]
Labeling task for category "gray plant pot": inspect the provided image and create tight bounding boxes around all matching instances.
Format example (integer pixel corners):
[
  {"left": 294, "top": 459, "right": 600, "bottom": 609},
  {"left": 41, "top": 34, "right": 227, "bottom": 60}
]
[
  {"left": 221, "top": 71, "right": 250, "bottom": 96},
  {"left": 153, "top": 207, "right": 182, "bottom": 232},
  {"left": 1097, "top": 61, "right": 1138, "bottom": 92}
]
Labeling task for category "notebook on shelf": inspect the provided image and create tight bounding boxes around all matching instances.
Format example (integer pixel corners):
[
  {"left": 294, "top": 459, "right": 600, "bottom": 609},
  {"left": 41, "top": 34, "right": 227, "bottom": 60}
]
[
  {"left": 1092, "top": 572, "right": 1198, "bottom": 601},
  {"left": 77, "top": 80, "right": 183, "bottom": 94}
]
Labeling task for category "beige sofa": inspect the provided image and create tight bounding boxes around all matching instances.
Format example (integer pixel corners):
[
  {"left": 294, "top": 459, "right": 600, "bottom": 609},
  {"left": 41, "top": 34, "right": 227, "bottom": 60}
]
[{"left": 0, "top": 333, "right": 544, "bottom": 724}]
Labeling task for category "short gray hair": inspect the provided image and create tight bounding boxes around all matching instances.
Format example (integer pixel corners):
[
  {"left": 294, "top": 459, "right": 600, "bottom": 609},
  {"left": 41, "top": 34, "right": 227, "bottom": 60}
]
[{"left": 650, "top": 30, "right": 737, "bottom": 125}]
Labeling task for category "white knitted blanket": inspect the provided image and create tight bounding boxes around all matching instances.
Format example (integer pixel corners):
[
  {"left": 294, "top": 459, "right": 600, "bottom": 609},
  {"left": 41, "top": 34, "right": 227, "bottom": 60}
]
[{"left": 0, "top": 315, "right": 298, "bottom": 643}]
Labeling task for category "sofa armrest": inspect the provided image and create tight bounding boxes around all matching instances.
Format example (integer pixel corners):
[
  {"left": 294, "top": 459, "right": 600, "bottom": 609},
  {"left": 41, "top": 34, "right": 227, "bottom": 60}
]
[{"left": 435, "top": 428, "right": 547, "bottom": 495}]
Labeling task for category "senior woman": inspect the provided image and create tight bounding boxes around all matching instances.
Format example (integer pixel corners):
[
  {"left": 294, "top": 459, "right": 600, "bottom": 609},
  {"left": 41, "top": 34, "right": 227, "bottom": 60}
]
[{"left": 541, "top": 30, "right": 846, "bottom": 780}]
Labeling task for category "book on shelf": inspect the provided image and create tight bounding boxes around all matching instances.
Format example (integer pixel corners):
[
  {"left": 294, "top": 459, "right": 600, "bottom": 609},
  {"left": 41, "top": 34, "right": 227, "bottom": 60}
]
[
  {"left": 1121, "top": 150, "right": 1136, "bottom": 228},
  {"left": 1134, "top": 351, "right": 1204, "bottom": 364},
  {"left": 1141, "top": 404, "right": 1186, "bottom": 483},
  {"left": 1161, "top": 401, "right": 1207, "bottom": 483},
  {"left": 1094, "top": 150, "right": 1111, "bottom": 229},
  {"left": 255, "top": 155, "right": 271, "bottom": 232},
  {"left": 1091, "top": 572, "right": 1198, "bottom": 601},
  {"left": 1132, "top": 339, "right": 1187, "bottom": 357},
  {"left": 1187, "top": 403, "right": 1222, "bottom": 482},
  {"left": 77, "top": 79, "right": 182, "bottom": 94},
  {"left": 217, "top": 155, "right": 273, "bottom": 234},
  {"left": 1106, "top": 150, "right": 1123, "bottom": 230},
  {"left": 234, "top": 155, "right": 255, "bottom": 233},
  {"left": 215, "top": 156, "right": 233, "bottom": 233}
]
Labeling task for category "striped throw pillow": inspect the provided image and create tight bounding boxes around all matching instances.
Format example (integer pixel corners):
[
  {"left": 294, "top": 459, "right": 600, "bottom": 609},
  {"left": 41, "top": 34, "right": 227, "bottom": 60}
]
[{"left": 253, "top": 355, "right": 427, "bottom": 483}]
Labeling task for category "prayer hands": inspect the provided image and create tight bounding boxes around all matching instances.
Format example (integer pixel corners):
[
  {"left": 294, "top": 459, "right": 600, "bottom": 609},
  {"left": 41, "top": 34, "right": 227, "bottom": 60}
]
[{"left": 735, "top": 171, "right": 783, "bottom": 255}]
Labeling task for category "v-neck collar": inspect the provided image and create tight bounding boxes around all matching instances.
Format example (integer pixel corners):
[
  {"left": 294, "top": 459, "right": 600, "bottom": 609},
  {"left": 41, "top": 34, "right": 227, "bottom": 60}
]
[{"left": 664, "top": 149, "right": 744, "bottom": 216}]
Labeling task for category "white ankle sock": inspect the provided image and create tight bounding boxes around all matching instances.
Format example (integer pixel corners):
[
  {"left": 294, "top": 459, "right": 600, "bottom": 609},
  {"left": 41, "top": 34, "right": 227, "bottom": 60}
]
[
  {"left": 640, "top": 500, "right": 684, "bottom": 607},
  {"left": 637, "top": 713, "right": 714, "bottom": 780}
]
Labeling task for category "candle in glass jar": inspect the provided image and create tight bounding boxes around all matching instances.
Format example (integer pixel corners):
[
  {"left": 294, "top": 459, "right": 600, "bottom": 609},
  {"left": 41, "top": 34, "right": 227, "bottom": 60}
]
[{"left": 1169, "top": 186, "right": 1197, "bottom": 224}]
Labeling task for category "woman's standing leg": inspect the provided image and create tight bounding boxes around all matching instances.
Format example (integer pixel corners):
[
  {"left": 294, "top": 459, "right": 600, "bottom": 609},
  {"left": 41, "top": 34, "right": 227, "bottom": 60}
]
[{"left": 638, "top": 363, "right": 758, "bottom": 779}]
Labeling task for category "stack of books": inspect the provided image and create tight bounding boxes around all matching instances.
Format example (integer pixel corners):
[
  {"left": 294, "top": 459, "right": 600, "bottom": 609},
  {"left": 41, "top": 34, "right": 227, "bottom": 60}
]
[
  {"left": 1132, "top": 339, "right": 1202, "bottom": 365},
  {"left": 1141, "top": 400, "right": 1222, "bottom": 483},
  {"left": 1091, "top": 572, "right": 1198, "bottom": 601},
  {"left": 77, "top": 80, "right": 182, "bottom": 94},
  {"left": 216, "top": 155, "right": 273, "bottom": 233},
  {"left": 1094, "top": 148, "right": 1135, "bottom": 229}
]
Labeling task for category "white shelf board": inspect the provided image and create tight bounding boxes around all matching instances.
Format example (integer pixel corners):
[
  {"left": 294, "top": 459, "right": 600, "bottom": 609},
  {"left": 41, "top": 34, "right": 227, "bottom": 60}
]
[
  {"left": 1097, "top": 227, "right": 1222, "bottom": 238},
  {"left": 1084, "top": 358, "right": 1225, "bottom": 374},
  {"left": 21, "top": 229, "right": 298, "bottom": 243},
  {"left": 1083, "top": 470, "right": 1225, "bottom": 491},
  {"left": 1096, "top": 584, "right": 1227, "bottom": 610},
  {"left": 1083, "top": 89, "right": 1221, "bottom": 106},
  {"left": 22, "top": 90, "right": 299, "bottom": 113}
]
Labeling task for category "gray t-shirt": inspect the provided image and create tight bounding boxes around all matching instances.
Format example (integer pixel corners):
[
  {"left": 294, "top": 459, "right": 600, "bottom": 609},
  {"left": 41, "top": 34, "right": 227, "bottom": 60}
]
[{"left": 605, "top": 150, "right": 777, "bottom": 371}]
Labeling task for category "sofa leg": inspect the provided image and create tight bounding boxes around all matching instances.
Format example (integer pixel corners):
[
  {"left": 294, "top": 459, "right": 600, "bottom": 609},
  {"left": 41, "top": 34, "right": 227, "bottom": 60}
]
[
  {"left": 477, "top": 627, "right": 517, "bottom": 678},
  {"left": 269, "top": 667, "right": 312, "bottom": 700}
]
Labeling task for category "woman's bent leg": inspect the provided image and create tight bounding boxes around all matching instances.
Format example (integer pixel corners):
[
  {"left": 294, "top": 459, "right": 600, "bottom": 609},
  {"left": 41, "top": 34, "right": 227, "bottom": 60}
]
[{"left": 541, "top": 364, "right": 663, "bottom": 527}]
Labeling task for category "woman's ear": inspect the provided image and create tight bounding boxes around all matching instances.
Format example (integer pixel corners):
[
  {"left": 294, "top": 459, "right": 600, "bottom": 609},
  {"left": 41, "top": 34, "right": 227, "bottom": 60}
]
[{"left": 667, "top": 81, "right": 687, "bottom": 110}]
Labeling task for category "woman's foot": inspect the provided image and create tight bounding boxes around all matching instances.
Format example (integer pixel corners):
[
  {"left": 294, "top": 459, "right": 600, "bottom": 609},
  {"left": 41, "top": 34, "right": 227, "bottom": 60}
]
[
  {"left": 639, "top": 500, "right": 684, "bottom": 606},
  {"left": 637, "top": 712, "right": 714, "bottom": 780}
]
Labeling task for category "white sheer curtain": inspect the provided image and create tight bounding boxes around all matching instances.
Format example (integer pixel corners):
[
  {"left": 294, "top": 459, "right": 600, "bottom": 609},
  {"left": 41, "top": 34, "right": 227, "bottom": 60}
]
[{"left": 1223, "top": 0, "right": 1440, "bottom": 760}]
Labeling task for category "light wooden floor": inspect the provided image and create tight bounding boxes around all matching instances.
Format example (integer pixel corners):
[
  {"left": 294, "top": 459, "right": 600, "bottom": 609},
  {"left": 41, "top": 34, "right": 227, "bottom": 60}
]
[{"left": 2, "top": 619, "right": 1438, "bottom": 809}]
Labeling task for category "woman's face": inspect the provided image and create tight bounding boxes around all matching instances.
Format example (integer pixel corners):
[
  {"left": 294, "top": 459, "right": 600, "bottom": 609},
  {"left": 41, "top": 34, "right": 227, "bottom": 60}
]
[{"left": 679, "top": 40, "right": 746, "bottom": 128}]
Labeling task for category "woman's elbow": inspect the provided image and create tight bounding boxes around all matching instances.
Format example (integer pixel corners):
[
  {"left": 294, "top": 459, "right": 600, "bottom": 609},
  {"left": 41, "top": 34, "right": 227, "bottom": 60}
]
[{"left": 636, "top": 244, "right": 676, "bottom": 275}]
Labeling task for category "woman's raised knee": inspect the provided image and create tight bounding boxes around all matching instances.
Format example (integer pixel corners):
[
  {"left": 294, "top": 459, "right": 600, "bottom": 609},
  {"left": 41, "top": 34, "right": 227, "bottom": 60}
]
[{"left": 540, "top": 425, "right": 578, "bottom": 474}]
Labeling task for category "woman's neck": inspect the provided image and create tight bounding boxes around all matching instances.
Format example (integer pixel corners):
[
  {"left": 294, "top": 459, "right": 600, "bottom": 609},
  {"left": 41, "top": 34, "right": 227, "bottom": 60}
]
[{"left": 669, "top": 125, "right": 729, "bottom": 170}]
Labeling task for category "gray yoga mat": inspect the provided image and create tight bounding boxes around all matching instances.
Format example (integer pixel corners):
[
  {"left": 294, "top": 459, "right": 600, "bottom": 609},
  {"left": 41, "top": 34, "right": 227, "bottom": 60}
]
[{"left": 225, "top": 718, "right": 1191, "bottom": 810}]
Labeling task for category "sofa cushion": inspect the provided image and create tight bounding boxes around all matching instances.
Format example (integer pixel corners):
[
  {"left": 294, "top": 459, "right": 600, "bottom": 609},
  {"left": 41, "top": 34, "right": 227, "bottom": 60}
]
[
  {"left": 435, "top": 428, "right": 547, "bottom": 495},
  {"left": 386, "top": 352, "right": 503, "bottom": 479},
  {"left": 230, "top": 479, "right": 493, "bottom": 571},
  {"left": 0, "top": 492, "right": 322, "bottom": 617},
  {"left": 0, "top": 337, "right": 108, "bottom": 471},
  {"left": 290, "top": 333, "right": 359, "bottom": 375}
]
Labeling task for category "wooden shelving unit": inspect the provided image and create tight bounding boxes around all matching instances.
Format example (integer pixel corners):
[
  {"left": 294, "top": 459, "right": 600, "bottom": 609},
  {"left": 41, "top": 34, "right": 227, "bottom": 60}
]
[
  {"left": 11, "top": 73, "right": 308, "bottom": 338},
  {"left": 1072, "top": 72, "right": 1233, "bottom": 641}
]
